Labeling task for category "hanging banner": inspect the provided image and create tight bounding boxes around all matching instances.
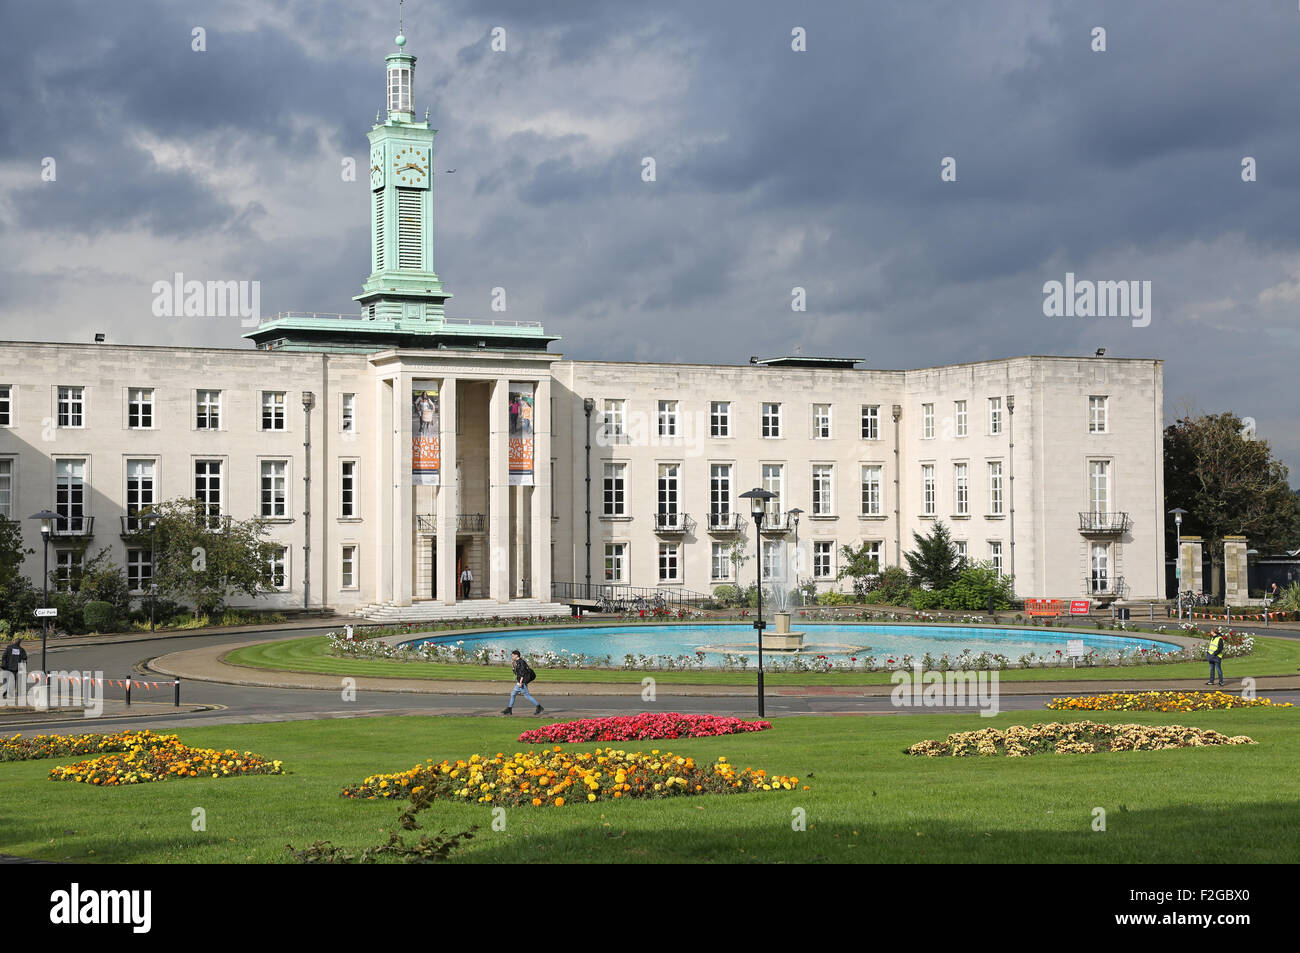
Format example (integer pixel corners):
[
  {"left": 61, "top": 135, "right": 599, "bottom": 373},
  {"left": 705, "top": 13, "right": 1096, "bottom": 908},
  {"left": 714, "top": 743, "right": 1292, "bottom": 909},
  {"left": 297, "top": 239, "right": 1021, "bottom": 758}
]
[
  {"left": 412, "top": 385, "right": 440, "bottom": 486},
  {"left": 508, "top": 382, "right": 535, "bottom": 486}
]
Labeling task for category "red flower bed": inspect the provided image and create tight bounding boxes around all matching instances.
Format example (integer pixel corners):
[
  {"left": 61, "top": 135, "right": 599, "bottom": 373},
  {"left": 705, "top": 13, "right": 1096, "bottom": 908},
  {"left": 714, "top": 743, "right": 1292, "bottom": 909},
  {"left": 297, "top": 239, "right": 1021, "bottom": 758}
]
[{"left": 518, "top": 713, "right": 771, "bottom": 744}]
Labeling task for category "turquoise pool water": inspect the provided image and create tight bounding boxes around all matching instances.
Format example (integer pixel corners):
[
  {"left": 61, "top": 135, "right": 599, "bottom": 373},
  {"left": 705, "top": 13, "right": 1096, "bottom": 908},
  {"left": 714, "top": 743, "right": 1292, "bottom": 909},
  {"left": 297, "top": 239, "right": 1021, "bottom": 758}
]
[{"left": 403, "top": 623, "right": 1182, "bottom": 667}]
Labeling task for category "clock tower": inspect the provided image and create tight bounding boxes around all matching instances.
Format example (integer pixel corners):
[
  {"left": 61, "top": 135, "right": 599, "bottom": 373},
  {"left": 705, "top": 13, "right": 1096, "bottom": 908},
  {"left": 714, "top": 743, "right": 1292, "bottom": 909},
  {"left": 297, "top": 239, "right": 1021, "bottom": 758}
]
[{"left": 355, "top": 32, "right": 449, "bottom": 324}]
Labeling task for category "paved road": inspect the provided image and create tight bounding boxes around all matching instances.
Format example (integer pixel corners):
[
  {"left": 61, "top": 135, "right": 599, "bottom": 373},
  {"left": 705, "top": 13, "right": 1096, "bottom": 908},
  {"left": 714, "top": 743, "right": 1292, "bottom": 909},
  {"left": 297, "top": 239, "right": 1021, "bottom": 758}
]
[{"left": 4, "top": 626, "right": 1297, "bottom": 734}]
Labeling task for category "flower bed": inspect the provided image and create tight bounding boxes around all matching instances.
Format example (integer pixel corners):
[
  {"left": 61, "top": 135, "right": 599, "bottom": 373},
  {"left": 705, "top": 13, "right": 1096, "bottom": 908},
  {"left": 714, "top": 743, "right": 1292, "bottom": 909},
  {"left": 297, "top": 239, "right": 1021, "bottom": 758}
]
[
  {"left": 905, "top": 721, "right": 1256, "bottom": 757},
  {"left": 1, "top": 729, "right": 170, "bottom": 763},
  {"left": 48, "top": 735, "right": 284, "bottom": 786},
  {"left": 341, "top": 747, "right": 803, "bottom": 805},
  {"left": 1047, "top": 691, "right": 1293, "bottom": 713},
  {"left": 517, "top": 713, "right": 770, "bottom": 744}
]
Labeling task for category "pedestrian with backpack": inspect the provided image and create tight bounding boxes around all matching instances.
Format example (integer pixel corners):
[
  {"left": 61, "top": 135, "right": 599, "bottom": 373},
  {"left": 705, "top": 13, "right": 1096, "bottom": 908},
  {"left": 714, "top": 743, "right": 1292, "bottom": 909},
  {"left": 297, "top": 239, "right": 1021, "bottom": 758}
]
[{"left": 501, "top": 649, "right": 543, "bottom": 716}]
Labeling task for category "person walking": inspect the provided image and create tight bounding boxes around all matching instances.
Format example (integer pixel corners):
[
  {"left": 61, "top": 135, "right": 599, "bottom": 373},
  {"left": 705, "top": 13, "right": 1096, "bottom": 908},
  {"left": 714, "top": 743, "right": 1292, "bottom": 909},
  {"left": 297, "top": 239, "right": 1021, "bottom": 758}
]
[
  {"left": 460, "top": 566, "right": 473, "bottom": 599},
  {"left": 1205, "top": 628, "right": 1226, "bottom": 687},
  {"left": 1, "top": 638, "right": 27, "bottom": 699},
  {"left": 501, "top": 649, "right": 543, "bottom": 716}
]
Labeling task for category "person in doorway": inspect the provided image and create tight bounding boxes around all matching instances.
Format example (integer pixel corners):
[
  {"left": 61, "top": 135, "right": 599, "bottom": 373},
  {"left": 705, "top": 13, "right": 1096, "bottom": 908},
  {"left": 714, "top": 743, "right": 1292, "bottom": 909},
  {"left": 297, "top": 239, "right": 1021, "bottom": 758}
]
[
  {"left": 1, "top": 639, "right": 27, "bottom": 699},
  {"left": 460, "top": 566, "right": 473, "bottom": 599},
  {"left": 501, "top": 649, "right": 543, "bottom": 716},
  {"left": 1205, "top": 628, "right": 1226, "bottom": 687}
]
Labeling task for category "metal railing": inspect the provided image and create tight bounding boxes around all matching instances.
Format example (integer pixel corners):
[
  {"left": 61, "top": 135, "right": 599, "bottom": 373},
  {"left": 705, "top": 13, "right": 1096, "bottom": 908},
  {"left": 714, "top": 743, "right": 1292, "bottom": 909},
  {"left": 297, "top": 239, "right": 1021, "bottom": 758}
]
[
  {"left": 706, "top": 512, "right": 740, "bottom": 532},
  {"left": 416, "top": 513, "right": 487, "bottom": 534},
  {"left": 760, "top": 512, "right": 791, "bottom": 533},
  {"left": 1078, "top": 512, "right": 1131, "bottom": 533},
  {"left": 1084, "top": 575, "right": 1127, "bottom": 598},
  {"left": 651, "top": 511, "right": 691, "bottom": 533},
  {"left": 52, "top": 515, "right": 94, "bottom": 537},
  {"left": 551, "top": 581, "right": 714, "bottom": 611},
  {"left": 445, "top": 317, "right": 544, "bottom": 329},
  {"left": 119, "top": 515, "right": 152, "bottom": 536}
]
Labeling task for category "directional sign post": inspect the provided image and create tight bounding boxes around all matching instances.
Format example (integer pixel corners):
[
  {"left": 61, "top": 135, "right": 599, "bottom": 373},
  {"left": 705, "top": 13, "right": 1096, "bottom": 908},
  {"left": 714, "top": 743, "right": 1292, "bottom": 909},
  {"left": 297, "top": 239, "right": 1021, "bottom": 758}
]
[{"left": 34, "top": 607, "right": 58, "bottom": 618}]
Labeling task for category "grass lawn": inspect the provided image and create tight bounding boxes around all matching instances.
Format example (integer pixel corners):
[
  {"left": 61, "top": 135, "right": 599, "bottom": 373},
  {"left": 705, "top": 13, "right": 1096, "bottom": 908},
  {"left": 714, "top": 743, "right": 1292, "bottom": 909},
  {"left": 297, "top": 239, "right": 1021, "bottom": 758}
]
[
  {"left": 224, "top": 633, "right": 1300, "bottom": 686},
  {"left": 1, "top": 709, "right": 1296, "bottom": 863}
]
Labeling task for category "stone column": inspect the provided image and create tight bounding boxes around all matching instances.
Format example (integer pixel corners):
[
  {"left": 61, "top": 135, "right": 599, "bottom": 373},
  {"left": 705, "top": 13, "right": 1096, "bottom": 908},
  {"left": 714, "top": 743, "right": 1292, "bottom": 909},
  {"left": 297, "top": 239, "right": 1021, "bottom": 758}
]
[
  {"left": 488, "top": 379, "right": 510, "bottom": 602},
  {"left": 1179, "top": 536, "right": 1203, "bottom": 597},
  {"left": 1223, "top": 535, "right": 1248, "bottom": 605},
  {"left": 436, "top": 377, "right": 458, "bottom": 605},
  {"left": 394, "top": 372, "right": 414, "bottom": 607},
  {"left": 531, "top": 376, "right": 552, "bottom": 603}
]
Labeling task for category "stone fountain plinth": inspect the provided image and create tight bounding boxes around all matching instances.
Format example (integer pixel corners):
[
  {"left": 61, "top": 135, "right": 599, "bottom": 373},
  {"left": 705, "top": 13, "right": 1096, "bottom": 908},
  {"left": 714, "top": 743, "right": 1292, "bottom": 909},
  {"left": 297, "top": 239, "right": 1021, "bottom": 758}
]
[{"left": 765, "top": 611, "right": 805, "bottom": 651}]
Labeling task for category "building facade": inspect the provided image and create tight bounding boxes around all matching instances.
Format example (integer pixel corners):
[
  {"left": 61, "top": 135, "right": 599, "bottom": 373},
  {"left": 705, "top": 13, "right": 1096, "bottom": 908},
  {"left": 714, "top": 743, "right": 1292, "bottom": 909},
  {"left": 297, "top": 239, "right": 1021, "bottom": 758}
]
[{"left": 0, "top": 38, "right": 1166, "bottom": 615}]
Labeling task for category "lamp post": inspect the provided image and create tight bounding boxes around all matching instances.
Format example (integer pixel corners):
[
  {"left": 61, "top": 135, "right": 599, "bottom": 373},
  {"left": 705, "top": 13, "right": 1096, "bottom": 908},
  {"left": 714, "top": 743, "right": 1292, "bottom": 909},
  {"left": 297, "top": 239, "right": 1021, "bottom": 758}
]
[
  {"left": 144, "top": 510, "right": 160, "bottom": 632},
  {"left": 27, "top": 510, "right": 59, "bottom": 674},
  {"left": 1169, "top": 508, "right": 1187, "bottom": 621},
  {"left": 739, "top": 487, "right": 775, "bottom": 716},
  {"left": 788, "top": 508, "right": 803, "bottom": 607}
]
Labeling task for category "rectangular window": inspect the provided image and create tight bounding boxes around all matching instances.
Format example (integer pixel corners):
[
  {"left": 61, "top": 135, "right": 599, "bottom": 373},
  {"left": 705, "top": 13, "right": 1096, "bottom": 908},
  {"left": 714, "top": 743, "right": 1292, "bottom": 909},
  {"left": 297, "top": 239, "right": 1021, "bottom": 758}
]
[
  {"left": 955, "top": 540, "right": 968, "bottom": 562},
  {"left": 373, "top": 191, "right": 385, "bottom": 271},
  {"left": 196, "top": 390, "right": 221, "bottom": 430},
  {"left": 657, "top": 464, "right": 680, "bottom": 523},
  {"left": 397, "top": 188, "right": 422, "bottom": 269},
  {"left": 603, "top": 543, "right": 626, "bottom": 583},
  {"left": 261, "top": 461, "right": 288, "bottom": 518},
  {"left": 658, "top": 543, "right": 680, "bottom": 582},
  {"left": 922, "top": 464, "right": 935, "bottom": 516},
  {"left": 0, "top": 459, "right": 11, "bottom": 518},
  {"left": 55, "top": 551, "right": 80, "bottom": 593},
  {"left": 126, "top": 459, "right": 155, "bottom": 530},
  {"left": 812, "top": 464, "right": 834, "bottom": 516},
  {"left": 762, "top": 463, "right": 784, "bottom": 521},
  {"left": 342, "top": 393, "right": 356, "bottom": 433},
  {"left": 126, "top": 548, "right": 152, "bottom": 594},
  {"left": 1089, "top": 460, "right": 1110, "bottom": 514},
  {"left": 55, "top": 459, "right": 86, "bottom": 532},
  {"left": 862, "top": 541, "right": 882, "bottom": 572},
  {"left": 0, "top": 385, "right": 10, "bottom": 426},
  {"left": 709, "top": 464, "right": 732, "bottom": 525},
  {"left": 761, "top": 402, "right": 782, "bottom": 438},
  {"left": 262, "top": 392, "right": 286, "bottom": 431},
  {"left": 602, "top": 399, "right": 626, "bottom": 443},
  {"left": 602, "top": 463, "right": 626, "bottom": 516},
  {"left": 1089, "top": 396, "right": 1108, "bottom": 433},
  {"left": 954, "top": 463, "right": 969, "bottom": 516},
  {"left": 922, "top": 403, "right": 935, "bottom": 439},
  {"left": 762, "top": 540, "right": 783, "bottom": 580},
  {"left": 128, "top": 388, "right": 154, "bottom": 429},
  {"left": 989, "top": 461, "right": 1004, "bottom": 515},
  {"left": 657, "top": 400, "right": 678, "bottom": 437},
  {"left": 813, "top": 540, "right": 833, "bottom": 579},
  {"left": 265, "top": 547, "right": 289, "bottom": 591},
  {"left": 955, "top": 400, "right": 967, "bottom": 437},
  {"left": 990, "top": 541, "right": 1004, "bottom": 577},
  {"left": 710, "top": 401, "right": 730, "bottom": 437},
  {"left": 195, "top": 460, "right": 223, "bottom": 528},
  {"left": 861, "top": 405, "right": 879, "bottom": 440},
  {"left": 813, "top": 404, "right": 832, "bottom": 439},
  {"left": 711, "top": 542, "right": 730, "bottom": 581},
  {"left": 860, "top": 465, "right": 882, "bottom": 516},
  {"left": 989, "top": 396, "right": 1003, "bottom": 435},
  {"left": 340, "top": 460, "right": 357, "bottom": 517},
  {"left": 57, "top": 386, "right": 84, "bottom": 428},
  {"left": 341, "top": 545, "right": 357, "bottom": 589},
  {"left": 1090, "top": 542, "right": 1109, "bottom": 593}
]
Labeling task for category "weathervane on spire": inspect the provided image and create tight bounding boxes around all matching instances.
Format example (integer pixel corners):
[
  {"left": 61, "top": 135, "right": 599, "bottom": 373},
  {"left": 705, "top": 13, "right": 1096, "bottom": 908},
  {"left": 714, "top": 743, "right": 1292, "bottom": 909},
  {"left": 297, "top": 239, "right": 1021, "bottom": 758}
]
[{"left": 395, "top": 0, "right": 406, "bottom": 47}]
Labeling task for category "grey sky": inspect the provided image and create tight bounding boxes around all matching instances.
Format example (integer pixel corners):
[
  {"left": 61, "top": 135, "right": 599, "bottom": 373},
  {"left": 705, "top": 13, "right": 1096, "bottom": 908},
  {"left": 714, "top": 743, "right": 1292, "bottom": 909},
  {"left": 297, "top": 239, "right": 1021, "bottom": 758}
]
[{"left": 1, "top": 0, "right": 1297, "bottom": 478}]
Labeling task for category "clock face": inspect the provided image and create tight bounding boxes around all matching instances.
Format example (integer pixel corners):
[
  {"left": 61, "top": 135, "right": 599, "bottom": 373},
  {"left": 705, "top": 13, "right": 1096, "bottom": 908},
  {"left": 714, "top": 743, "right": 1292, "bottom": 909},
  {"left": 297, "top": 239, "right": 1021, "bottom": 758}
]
[
  {"left": 370, "top": 144, "right": 384, "bottom": 189},
  {"left": 392, "top": 144, "right": 430, "bottom": 189}
]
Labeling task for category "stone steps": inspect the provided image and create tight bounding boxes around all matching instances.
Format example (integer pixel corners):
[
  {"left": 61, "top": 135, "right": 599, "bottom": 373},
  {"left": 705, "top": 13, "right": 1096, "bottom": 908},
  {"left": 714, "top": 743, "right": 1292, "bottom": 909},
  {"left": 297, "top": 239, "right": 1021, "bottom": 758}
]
[{"left": 353, "top": 599, "right": 572, "bottom": 623}]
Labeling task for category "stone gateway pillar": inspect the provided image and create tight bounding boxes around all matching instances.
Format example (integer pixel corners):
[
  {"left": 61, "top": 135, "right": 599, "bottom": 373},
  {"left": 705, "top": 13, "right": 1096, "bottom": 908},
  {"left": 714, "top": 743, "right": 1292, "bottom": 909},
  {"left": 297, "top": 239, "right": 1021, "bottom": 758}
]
[
  {"left": 1223, "top": 536, "right": 1248, "bottom": 605},
  {"left": 1178, "top": 536, "right": 1203, "bottom": 598}
]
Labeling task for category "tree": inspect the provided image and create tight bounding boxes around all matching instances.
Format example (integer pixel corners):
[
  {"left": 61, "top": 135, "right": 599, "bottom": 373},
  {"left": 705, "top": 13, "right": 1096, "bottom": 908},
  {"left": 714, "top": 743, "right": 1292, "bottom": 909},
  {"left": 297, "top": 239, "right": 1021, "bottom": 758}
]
[
  {"left": 904, "top": 521, "right": 962, "bottom": 591},
  {"left": 837, "top": 542, "right": 881, "bottom": 599},
  {"left": 150, "top": 499, "right": 280, "bottom": 617},
  {"left": 0, "top": 517, "right": 38, "bottom": 632},
  {"left": 1164, "top": 413, "right": 1298, "bottom": 598}
]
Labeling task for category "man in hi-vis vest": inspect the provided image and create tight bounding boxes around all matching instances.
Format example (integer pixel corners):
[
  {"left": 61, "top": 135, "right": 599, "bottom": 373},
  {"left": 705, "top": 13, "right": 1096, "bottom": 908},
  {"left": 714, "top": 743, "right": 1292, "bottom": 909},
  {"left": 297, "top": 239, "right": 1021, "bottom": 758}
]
[{"left": 1205, "top": 629, "right": 1226, "bottom": 687}]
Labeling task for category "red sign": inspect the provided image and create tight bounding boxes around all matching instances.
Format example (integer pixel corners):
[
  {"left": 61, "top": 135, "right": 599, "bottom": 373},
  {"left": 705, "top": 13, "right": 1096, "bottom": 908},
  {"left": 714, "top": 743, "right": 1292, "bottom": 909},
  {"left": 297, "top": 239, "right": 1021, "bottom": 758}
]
[{"left": 1069, "top": 600, "right": 1091, "bottom": 615}]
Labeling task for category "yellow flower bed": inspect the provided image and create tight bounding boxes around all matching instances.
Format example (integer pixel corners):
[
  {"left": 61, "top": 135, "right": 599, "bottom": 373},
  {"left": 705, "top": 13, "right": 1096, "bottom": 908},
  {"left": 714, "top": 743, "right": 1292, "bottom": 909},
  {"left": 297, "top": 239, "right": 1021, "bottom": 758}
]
[
  {"left": 905, "top": 721, "right": 1256, "bottom": 758},
  {"left": 1, "top": 729, "right": 171, "bottom": 763},
  {"left": 1047, "top": 691, "right": 1292, "bottom": 713},
  {"left": 48, "top": 736, "right": 284, "bottom": 786},
  {"left": 342, "top": 746, "right": 805, "bottom": 805}
]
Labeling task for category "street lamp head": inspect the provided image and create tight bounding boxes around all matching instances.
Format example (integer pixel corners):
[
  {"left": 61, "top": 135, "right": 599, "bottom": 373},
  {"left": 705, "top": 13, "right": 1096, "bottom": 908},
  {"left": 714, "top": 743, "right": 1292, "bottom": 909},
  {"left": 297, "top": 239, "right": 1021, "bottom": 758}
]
[
  {"left": 788, "top": 507, "right": 803, "bottom": 526},
  {"left": 738, "top": 487, "right": 775, "bottom": 519},
  {"left": 583, "top": 397, "right": 595, "bottom": 414},
  {"left": 301, "top": 391, "right": 316, "bottom": 411},
  {"left": 28, "top": 509, "right": 59, "bottom": 538},
  {"left": 1168, "top": 507, "right": 1187, "bottom": 526}
]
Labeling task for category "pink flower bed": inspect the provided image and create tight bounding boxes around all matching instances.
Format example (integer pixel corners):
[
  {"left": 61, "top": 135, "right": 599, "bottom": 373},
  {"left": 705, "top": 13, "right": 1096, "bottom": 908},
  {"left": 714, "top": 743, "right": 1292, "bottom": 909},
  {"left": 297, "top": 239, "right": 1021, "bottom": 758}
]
[{"left": 518, "top": 713, "right": 772, "bottom": 744}]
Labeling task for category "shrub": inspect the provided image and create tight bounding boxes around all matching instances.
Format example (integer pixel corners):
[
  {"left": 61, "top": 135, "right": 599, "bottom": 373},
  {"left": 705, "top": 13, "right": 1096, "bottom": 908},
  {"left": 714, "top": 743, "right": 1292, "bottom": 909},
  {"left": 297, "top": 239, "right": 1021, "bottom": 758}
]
[
  {"left": 711, "top": 585, "right": 740, "bottom": 607},
  {"left": 83, "top": 601, "right": 118, "bottom": 633},
  {"left": 873, "top": 566, "right": 912, "bottom": 605},
  {"left": 818, "top": 590, "right": 853, "bottom": 606},
  {"left": 944, "top": 562, "right": 1015, "bottom": 611},
  {"left": 908, "top": 587, "right": 946, "bottom": 610}
]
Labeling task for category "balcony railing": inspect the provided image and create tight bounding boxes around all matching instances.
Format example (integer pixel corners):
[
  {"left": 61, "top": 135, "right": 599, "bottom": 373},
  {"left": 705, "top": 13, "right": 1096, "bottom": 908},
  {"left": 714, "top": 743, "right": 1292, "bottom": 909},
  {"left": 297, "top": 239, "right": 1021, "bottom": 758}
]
[
  {"left": 1084, "top": 575, "right": 1126, "bottom": 598},
  {"left": 1078, "top": 512, "right": 1131, "bottom": 534},
  {"left": 120, "top": 515, "right": 154, "bottom": 537},
  {"left": 759, "top": 512, "right": 791, "bottom": 533},
  {"left": 706, "top": 512, "right": 740, "bottom": 533},
  {"left": 652, "top": 511, "right": 691, "bottom": 534},
  {"left": 51, "top": 515, "right": 94, "bottom": 537},
  {"left": 416, "top": 513, "right": 487, "bottom": 534}
]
